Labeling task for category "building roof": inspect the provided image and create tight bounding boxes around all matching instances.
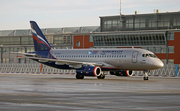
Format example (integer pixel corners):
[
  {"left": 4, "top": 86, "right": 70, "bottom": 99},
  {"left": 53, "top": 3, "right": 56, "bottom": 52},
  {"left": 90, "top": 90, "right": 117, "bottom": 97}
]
[
  {"left": 99, "top": 11, "right": 180, "bottom": 18},
  {"left": 0, "top": 26, "right": 101, "bottom": 36}
]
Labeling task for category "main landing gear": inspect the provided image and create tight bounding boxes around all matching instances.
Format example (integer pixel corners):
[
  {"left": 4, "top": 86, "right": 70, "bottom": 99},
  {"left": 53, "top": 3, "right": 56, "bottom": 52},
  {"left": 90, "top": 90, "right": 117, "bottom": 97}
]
[
  {"left": 97, "top": 73, "right": 105, "bottom": 79},
  {"left": 143, "top": 70, "right": 149, "bottom": 80},
  {"left": 75, "top": 73, "right": 105, "bottom": 79},
  {"left": 76, "top": 74, "right": 84, "bottom": 79}
]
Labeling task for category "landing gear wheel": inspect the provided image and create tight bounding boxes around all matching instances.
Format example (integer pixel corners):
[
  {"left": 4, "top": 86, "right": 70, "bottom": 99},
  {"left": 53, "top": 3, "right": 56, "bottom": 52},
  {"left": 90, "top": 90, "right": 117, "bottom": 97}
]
[
  {"left": 143, "top": 70, "right": 149, "bottom": 81},
  {"left": 76, "top": 74, "right": 84, "bottom": 79},
  {"left": 97, "top": 74, "right": 105, "bottom": 79},
  {"left": 144, "top": 77, "right": 148, "bottom": 81}
]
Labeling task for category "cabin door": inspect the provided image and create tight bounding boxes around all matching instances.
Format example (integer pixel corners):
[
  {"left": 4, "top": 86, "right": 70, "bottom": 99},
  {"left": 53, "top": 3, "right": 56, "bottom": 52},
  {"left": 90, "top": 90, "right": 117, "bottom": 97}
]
[{"left": 132, "top": 51, "right": 138, "bottom": 63}]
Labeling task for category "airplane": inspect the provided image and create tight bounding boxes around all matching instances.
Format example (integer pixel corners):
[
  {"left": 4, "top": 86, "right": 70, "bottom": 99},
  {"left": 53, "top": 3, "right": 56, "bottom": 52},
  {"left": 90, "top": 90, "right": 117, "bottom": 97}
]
[{"left": 20, "top": 21, "right": 164, "bottom": 80}]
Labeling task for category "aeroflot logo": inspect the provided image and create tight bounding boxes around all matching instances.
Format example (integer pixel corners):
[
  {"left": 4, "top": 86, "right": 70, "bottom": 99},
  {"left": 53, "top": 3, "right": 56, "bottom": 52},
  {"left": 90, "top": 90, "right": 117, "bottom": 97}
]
[
  {"left": 31, "top": 29, "right": 51, "bottom": 48},
  {"left": 88, "top": 50, "right": 98, "bottom": 55},
  {"left": 101, "top": 50, "right": 123, "bottom": 55}
]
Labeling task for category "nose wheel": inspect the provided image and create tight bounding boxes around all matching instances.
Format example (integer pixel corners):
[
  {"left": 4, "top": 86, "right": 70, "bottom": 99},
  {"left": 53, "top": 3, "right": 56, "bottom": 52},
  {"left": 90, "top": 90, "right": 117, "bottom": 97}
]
[
  {"left": 144, "top": 76, "right": 148, "bottom": 80},
  {"left": 143, "top": 70, "right": 149, "bottom": 81}
]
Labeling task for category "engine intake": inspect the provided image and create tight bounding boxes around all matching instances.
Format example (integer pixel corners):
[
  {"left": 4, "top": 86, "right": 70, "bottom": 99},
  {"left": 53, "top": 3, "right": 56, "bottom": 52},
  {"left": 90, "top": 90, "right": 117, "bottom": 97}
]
[
  {"left": 76, "top": 66, "right": 102, "bottom": 77},
  {"left": 110, "top": 70, "right": 133, "bottom": 77}
]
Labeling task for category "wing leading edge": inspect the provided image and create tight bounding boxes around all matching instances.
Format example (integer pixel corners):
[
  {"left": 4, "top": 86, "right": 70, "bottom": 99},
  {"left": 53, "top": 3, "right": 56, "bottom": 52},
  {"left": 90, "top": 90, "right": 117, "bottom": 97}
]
[{"left": 25, "top": 56, "right": 104, "bottom": 68}]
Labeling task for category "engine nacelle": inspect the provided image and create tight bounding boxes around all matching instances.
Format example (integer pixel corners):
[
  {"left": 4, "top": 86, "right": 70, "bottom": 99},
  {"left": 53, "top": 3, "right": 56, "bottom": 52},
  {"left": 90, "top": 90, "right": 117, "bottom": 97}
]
[
  {"left": 110, "top": 70, "right": 133, "bottom": 77},
  {"left": 76, "top": 66, "right": 102, "bottom": 77}
]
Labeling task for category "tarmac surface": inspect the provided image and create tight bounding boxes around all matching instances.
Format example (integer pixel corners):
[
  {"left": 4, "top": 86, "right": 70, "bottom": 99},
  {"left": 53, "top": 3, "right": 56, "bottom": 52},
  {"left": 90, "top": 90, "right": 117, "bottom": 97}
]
[{"left": 0, "top": 73, "right": 180, "bottom": 111}]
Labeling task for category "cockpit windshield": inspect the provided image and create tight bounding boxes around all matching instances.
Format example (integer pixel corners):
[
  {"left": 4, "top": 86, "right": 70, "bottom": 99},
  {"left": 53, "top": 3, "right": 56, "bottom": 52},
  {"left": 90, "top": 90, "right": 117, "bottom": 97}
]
[{"left": 142, "top": 54, "right": 157, "bottom": 58}]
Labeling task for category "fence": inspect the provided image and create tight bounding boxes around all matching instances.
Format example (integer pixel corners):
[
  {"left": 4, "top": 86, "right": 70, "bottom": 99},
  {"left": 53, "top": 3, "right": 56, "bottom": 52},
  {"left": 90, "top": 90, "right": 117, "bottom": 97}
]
[
  {"left": 0, "top": 63, "right": 76, "bottom": 75},
  {"left": 0, "top": 63, "right": 179, "bottom": 77},
  {"left": 133, "top": 64, "right": 179, "bottom": 77}
]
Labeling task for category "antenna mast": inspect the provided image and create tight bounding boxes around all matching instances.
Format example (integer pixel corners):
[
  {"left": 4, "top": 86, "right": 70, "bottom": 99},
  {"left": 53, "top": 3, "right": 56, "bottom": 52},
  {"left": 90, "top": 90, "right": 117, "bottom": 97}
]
[{"left": 120, "top": 0, "right": 122, "bottom": 22}]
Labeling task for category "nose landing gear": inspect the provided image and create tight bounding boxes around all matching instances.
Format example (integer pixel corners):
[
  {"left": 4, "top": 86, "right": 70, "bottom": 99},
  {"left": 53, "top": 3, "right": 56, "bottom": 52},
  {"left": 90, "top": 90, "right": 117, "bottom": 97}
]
[{"left": 143, "top": 70, "right": 149, "bottom": 80}]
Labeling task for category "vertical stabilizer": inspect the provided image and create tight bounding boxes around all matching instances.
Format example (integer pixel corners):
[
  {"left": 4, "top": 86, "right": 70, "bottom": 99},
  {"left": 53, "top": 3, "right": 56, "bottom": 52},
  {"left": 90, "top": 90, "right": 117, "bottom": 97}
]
[{"left": 30, "top": 21, "right": 51, "bottom": 51}]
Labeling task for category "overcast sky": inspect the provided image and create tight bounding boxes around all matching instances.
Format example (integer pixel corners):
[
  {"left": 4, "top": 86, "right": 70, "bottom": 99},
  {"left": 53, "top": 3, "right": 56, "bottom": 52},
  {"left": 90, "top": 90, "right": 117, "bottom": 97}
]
[{"left": 0, "top": 0, "right": 179, "bottom": 30}]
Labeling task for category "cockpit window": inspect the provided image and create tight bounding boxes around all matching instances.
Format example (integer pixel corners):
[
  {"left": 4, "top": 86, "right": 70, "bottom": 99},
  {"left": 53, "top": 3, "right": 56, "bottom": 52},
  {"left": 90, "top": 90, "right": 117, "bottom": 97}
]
[{"left": 142, "top": 54, "right": 157, "bottom": 58}]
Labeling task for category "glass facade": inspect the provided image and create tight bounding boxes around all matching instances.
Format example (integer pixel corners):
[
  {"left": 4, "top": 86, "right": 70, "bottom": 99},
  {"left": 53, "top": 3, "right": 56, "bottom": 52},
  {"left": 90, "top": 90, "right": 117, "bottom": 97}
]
[
  {"left": 0, "top": 34, "right": 73, "bottom": 63},
  {"left": 0, "top": 37, "right": 20, "bottom": 45},
  {"left": 21, "top": 36, "right": 34, "bottom": 45},
  {"left": 0, "top": 34, "right": 72, "bottom": 46},
  {"left": 100, "top": 12, "right": 180, "bottom": 32},
  {"left": 53, "top": 35, "right": 64, "bottom": 44},
  {"left": 93, "top": 32, "right": 166, "bottom": 47}
]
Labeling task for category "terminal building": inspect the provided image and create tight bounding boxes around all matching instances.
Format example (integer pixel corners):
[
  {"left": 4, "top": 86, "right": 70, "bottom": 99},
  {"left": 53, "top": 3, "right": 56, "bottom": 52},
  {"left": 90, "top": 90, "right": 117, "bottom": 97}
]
[{"left": 0, "top": 11, "right": 180, "bottom": 64}]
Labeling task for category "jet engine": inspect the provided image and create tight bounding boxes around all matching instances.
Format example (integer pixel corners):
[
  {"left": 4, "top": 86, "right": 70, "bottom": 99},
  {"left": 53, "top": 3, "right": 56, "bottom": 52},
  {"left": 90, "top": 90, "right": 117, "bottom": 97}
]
[
  {"left": 110, "top": 70, "right": 133, "bottom": 77},
  {"left": 76, "top": 66, "right": 102, "bottom": 77}
]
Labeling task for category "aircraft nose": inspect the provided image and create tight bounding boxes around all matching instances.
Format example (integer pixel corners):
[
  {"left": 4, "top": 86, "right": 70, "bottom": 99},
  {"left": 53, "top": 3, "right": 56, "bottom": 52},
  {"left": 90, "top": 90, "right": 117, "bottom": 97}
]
[{"left": 154, "top": 60, "right": 164, "bottom": 68}]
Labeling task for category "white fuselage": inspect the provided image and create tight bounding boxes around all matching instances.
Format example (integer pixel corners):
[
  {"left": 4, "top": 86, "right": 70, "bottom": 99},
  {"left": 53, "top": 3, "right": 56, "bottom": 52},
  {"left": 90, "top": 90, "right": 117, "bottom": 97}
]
[{"left": 49, "top": 48, "right": 164, "bottom": 71}]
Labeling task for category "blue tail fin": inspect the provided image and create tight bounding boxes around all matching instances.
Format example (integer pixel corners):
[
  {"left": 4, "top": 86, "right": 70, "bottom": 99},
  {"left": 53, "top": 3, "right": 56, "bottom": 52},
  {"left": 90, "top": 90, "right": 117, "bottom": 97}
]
[{"left": 30, "top": 21, "right": 51, "bottom": 51}]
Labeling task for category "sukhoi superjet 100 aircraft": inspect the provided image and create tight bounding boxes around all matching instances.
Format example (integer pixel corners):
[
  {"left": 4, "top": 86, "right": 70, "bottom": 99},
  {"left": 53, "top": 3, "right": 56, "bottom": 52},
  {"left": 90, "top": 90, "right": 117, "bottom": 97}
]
[{"left": 20, "top": 21, "right": 164, "bottom": 80}]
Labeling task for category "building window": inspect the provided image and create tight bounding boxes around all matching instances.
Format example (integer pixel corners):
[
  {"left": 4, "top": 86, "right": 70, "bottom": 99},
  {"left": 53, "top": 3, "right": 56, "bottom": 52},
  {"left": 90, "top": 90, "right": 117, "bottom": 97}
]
[
  {"left": 155, "top": 47, "right": 161, "bottom": 53},
  {"left": 112, "top": 20, "right": 118, "bottom": 30},
  {"left": 168, "top": 46, "right": 174, "bottom": 53},
  {"left": 107, "top": 20, "right": 111, "bottom": 29},
  {"left": 148, "top": 18, "right": 156, "bottom": 27},
  {"left": 126, "top": 18, "right": 133, "bottom": 28},
  {"left": 53, "top": 35, "right": 63, "bottom": 44},
  {"left": 168, "top": 33, "right": 174, "bottom": 40},
  {"left": 21, "top": 36, "right": 33, "bottom": 45},
  {"left": 135, "top": 18, "right": 145, "bottom": 28},
  {"left": 161, "top": 47, "right": 167, "bottom": 53},
  {"left": 89, "top": 35, "right": 93, "bottom": 42},
  {"left": 173, "top": 18, "right": 180, "bottom": 26},
  {"left": 168, "top": 59, "right": 174, "bottom": 64},
  {"left": 158, "top": 16, "right": 170, "bottom": 27},
  {"left": 76, "top": 41, "right": 80, "bottom": 47}
]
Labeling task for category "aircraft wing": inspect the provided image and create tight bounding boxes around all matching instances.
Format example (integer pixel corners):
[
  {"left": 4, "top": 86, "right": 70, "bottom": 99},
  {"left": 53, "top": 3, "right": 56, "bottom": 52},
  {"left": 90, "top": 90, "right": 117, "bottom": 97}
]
[{"left": 25, "top": 56, "right": 104, "bottom": 68}]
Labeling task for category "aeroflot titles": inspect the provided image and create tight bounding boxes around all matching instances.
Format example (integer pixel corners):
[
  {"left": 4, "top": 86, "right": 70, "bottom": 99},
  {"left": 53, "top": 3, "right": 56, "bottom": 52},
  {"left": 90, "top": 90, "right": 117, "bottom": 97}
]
[
  {"left": 87, "top": 50, "right": 124, "bottom": 55},
  {"left": 101, "top": 50, "right": 123, "bottom": 55}
]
